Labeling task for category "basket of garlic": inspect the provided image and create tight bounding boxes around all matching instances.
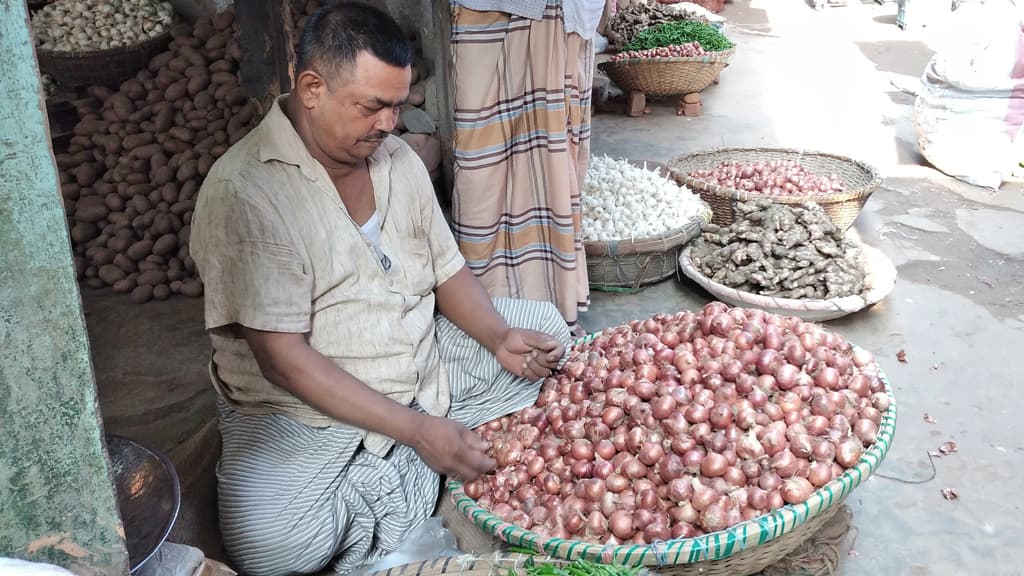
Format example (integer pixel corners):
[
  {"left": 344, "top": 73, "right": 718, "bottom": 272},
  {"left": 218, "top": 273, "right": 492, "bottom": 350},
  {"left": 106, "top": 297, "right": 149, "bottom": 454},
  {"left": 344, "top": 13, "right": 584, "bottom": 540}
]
[
  {"left": 583, "top": 155, "right": 712, "bottom": 290},
  {"left": 33, "top": 0, "right": 175, "bottom": 88}
]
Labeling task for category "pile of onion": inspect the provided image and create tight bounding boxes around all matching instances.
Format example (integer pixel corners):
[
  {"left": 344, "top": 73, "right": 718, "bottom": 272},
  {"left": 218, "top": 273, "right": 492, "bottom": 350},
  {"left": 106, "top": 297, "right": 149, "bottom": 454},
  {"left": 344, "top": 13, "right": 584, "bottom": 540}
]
[
  {"left": 464, "top": 303, "right": 887, "bottom": 545},
  {"left": 610, "top": 42, "right": 707, "bottom": 61},
  {"left": 688, "top": 160, "right": 845, "bottom": 196}
]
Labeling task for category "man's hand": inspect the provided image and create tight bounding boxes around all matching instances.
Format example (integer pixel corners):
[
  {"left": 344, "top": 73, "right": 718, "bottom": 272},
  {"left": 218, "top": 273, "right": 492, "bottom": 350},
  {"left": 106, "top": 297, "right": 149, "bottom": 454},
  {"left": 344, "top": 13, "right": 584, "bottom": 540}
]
[
  {"left": 495, "top": 328, "right": 566, "bottom": 381},
  {"left": 412, "top": 415, "right": 495, "bottom": 482}
]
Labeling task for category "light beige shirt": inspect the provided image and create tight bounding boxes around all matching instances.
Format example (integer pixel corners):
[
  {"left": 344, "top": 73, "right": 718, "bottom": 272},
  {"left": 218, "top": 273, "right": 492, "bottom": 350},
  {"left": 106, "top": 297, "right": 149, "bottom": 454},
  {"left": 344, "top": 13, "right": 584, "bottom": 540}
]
[{"left": 190, "top": 97, "right": 466, "bottom": 456}]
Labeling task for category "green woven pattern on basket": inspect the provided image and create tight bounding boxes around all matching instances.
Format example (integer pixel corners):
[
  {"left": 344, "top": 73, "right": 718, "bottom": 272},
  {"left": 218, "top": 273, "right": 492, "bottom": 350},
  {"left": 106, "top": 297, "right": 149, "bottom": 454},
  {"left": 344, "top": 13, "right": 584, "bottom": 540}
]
[{"left": 447, "top": 338, "right": 896, "bottom": 567}]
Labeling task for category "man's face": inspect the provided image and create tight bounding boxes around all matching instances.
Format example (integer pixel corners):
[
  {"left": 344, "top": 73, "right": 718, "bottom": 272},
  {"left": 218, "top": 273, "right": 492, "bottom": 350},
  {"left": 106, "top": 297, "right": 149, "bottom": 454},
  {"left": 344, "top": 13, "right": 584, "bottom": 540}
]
[{"left": 302, "top": 51, "right": 411, "bottom": 166}]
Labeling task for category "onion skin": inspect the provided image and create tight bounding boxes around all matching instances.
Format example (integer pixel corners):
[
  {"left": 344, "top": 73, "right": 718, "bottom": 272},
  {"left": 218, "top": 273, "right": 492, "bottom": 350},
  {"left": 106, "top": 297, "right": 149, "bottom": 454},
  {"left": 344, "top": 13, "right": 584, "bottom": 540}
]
[{"left": 781, "top": 477, "right": 814, "bottom": 504}]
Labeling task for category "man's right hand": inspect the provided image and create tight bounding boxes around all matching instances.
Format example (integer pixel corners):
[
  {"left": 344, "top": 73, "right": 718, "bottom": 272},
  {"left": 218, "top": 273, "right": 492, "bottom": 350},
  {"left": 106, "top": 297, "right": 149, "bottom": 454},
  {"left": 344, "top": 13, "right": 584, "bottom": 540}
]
[{"left": 412, "top": 415, "right": 495, "bottom": 482}]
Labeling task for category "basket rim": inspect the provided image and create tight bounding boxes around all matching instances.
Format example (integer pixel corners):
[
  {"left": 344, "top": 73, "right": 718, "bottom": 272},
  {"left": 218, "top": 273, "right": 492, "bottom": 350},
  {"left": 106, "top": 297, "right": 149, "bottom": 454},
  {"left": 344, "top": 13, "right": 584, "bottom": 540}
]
[
  {"left": 598, "top": 47, "right": 736, "bottom": 69},
  {"left": 35, "top": 29, "right": 172, "bottom": 60},
  {"left": 666, "top": 147, "right": 883, "bottom": 204},
  {"left": 677, "top": 242, "right": 898, "bottom": 318},
  {"left": 584, "top": 207, "right": 712, "bottom": 257},
  {"left": 447, "top": 338, "right": 897, "bottom": 566}
]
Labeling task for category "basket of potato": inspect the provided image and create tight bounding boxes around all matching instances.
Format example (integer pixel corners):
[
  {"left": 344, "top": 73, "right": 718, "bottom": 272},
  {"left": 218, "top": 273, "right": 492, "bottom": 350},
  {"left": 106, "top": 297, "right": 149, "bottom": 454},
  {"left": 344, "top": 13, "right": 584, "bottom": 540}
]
[
  {"left": 33, "top": 0, "right": 176, "bottom": 88},
  {"left": 58, "top": 9, "right": 260, "bottom": 303}
]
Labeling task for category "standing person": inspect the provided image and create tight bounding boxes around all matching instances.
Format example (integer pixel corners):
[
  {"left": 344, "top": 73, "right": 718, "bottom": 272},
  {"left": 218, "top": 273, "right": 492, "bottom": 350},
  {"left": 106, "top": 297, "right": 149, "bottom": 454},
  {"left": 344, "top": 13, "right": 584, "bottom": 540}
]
[
  {"left": 449, "top": 0, "right": 604, "bottom": 338},
  {"left": 189, "top": 3, "right": 570, "bottom": 575}
]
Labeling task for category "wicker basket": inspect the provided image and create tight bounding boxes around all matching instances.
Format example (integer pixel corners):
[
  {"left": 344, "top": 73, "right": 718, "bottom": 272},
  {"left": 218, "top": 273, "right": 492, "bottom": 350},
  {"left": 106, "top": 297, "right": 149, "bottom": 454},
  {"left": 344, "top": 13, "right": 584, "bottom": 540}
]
[
  {"left": 36, "top": 31, "right": 173, "bottom": 88},
  {"left": 446, "top": 337, "right": 897, "bottom": 575},
  {"left": 666, "top": 148, "right": 883, "bottom": 230},
  {"left": 598, "top": 49, "right": 734, "bottom": 97},
  {"left": 678, "top": 242, "right": 898, "bottom": 322},
  {"left": 586, "top": 210, "right": 710, "bottom": 290}
]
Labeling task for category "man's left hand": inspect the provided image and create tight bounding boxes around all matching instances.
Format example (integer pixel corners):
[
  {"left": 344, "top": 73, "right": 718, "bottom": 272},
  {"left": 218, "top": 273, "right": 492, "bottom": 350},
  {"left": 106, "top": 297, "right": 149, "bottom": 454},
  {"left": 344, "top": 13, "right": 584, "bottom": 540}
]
[{"left": 494, "top": 328, "right": 566, "bottom": 381}]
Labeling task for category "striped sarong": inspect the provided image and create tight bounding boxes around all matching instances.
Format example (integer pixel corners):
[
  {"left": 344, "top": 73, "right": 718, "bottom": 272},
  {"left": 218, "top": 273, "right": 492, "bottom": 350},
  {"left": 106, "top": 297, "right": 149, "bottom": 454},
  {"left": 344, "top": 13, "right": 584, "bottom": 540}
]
[
  {"left": 215, "top": 298, "right": 570, "bottom": 576},
  {"left": 450, "top": 1, "right": 594, "bottom": 333}
]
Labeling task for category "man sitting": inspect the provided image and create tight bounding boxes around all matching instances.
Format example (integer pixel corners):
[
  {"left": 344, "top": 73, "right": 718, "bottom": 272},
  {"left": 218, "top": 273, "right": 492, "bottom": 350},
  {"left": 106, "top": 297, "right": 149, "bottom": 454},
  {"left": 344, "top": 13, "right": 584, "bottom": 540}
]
[{"left": 189, "top": 3, "right": 571, "bottom": 574}]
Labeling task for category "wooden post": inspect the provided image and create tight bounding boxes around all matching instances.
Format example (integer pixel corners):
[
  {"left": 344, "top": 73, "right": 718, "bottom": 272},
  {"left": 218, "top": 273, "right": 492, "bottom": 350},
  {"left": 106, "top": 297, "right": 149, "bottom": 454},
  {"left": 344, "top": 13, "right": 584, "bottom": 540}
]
[
  {"left": 427, "top": 0, "right": 456, "bottom": 203},
  {"left": 626, "top": 91, "right": 646, "bottom": 117},
  {"left": 236, "top": 0, "right": 295, "bottom": 101},
  {"left": 0, "top": 1, "right": 129, "bottom": 573}
]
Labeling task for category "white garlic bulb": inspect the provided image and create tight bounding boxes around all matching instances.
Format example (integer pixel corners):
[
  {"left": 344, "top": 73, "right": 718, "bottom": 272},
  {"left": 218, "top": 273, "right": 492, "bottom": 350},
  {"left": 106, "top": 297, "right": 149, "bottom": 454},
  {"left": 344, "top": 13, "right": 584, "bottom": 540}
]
[
  {"left": 32, "top": 0, "right": 174, "bottom": 53},
  {"left": 581, "top": 155, "right": 708, "bottom": 243}
]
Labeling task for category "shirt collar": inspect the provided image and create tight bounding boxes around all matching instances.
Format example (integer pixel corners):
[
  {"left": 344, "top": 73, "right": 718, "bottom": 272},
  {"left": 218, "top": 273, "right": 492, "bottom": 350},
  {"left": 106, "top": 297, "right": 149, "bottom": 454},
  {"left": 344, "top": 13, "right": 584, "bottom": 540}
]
[{"left": 257, "top": 94, "right": 403, "bottom": 182}]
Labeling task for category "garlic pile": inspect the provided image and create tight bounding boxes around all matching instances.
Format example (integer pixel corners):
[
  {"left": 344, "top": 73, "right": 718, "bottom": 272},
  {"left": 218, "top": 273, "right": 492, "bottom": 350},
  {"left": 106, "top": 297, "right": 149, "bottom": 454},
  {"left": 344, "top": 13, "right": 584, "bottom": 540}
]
[
  {"left": 32, "top": 0, "right": 174, "bottom": 53},
  {"left": 582, "top": 155, "right": 708, "bottom": 242}
]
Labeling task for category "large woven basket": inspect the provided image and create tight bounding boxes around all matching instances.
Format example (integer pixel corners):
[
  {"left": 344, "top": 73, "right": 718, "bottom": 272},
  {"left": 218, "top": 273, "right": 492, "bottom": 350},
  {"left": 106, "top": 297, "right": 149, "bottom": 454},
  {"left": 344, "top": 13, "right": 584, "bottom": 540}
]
[
  {"left": 598, "top": 49, "right": 734, "bottom": 97},
  {"left": 678, "top": 243, "right": 898, "bottom": 322},
  {"left": 586, "top": 209, "right": 710, "bottom": 291},
  {"left": 446, "top": 338, "right": 897, "bottom": 575},
  {"left": 667, "top": 148, "right": 883, "bottom": 230},
  {"left": 36, "top": 31, "right": 172, "bottom": 88}
]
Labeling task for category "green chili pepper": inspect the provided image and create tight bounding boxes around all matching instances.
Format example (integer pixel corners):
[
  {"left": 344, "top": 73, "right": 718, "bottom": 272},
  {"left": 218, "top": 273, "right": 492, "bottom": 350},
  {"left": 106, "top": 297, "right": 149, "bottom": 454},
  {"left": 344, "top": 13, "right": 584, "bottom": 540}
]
[{"left": 624, "top": 21, "right": 733, "bottom": 52}]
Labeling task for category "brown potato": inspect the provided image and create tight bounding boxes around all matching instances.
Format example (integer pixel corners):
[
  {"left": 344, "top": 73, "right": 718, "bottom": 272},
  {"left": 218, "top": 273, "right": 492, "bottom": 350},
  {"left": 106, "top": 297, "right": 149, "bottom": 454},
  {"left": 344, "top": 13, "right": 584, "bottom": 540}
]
[
  {"left": 91, "top": 247, "right": 116, "bottom": 266},
  {"left": 198, "top": 154, "right": 214, "bottom": 176},
  {"left": 137, "top": 269, "right": 168, "bottom": 286},
  {"left": 170, "top": 199, "right": 194, "bottom": 217},
  {"left": 98, "top": 264, "right": 126, "bottom": 285},
  {"left": 153, "top": 105, "right": 174, "bottom": 132},
  {"left": 153, "top": 284, "right": 172, "bottom": 301},
  {"left": 61, "top": 183, "right": 81, "bottom": 201},
  {"left": 133, "top": 143, "right": 163, "bottom": 160},
  {"left": 149, "top": 52, "right": 174, "bottom": 73},
  {"left": 113, "top": 253, "right": 135, "bottom": 273},
  {"left": 188, "top": 74, "right": 211, "bottom": 97},
  {"left": 130, "top": 284, "right": 154, "bottom": 304},
  {"left": 177, "top": 160, "right": 199, "bottom": 182},
  {"left": 167, "top": 56, "right": 189, "bottom": 73},
  {"left": 75, "top": 164, "right": 98, "bottom": 187},
  {"left": 137, "top": 260, "right": 160, "bottom": 272},
  {"left": 123, "top": 132, "right": 154, "bottom": 150},
  {"left": 104, "top": 193, "right": 124, "bottom": 211},
  {"left": 153, "top": 233, "right": 178, "bottom": 256},
  {"left": 113, "top": 276, "right": 137, "bottom": 293},
  {"left": 169, "top": 279, "right": 184, "bottom": 293},
  {"left": 152, "top": 165, "right": 175, "bottom": 186},
  {"left": 225, "top": 86, "right": 247, "bottom": 107},
  {"left": 127, "top": 183, "right": 154, "bottom": 198},
  {"left": 180, "top": 280, "right": 204, "bottom": 297},
  {"left": 167, "top": 268, "right": 184, "bottom": 282},
  {"left": 165, "top": 78, "right": 189, "bottom": 102},
  {"left": 127, "top": 239, "right": 154, "bottom": 260},
  {"left": 168, "top": 126, "right": 195, "bottom": 142},
  {"left": 161, "top": 183, "right": 180, "bottom": 203},
  {"left": 76, "top": 200, "right": 108, "bottom": 223},
  {"left": 150, "top": 153, "right": 169, "bottom": 170}
]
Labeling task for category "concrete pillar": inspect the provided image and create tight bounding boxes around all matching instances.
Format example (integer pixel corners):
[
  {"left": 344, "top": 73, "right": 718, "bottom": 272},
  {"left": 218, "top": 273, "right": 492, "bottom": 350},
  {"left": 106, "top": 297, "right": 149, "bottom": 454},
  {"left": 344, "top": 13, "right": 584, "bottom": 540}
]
[{"left": 0, "top": 1, "right": 130, "bottom": 574}]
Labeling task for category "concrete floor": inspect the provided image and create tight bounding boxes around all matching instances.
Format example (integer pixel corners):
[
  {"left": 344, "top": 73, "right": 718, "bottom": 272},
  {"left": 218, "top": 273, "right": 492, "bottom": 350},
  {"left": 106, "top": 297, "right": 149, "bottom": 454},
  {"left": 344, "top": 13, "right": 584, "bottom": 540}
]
[{"left": 85, "top": 1, "right": 1024, "bottom": 574}]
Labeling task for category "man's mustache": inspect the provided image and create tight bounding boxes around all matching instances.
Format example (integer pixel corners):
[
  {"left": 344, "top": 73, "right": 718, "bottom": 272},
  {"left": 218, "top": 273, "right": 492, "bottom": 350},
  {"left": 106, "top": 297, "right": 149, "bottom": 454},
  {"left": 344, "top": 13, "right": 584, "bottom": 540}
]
[{"left": 360, "top": 132, "right": 389, "bottom": 142}]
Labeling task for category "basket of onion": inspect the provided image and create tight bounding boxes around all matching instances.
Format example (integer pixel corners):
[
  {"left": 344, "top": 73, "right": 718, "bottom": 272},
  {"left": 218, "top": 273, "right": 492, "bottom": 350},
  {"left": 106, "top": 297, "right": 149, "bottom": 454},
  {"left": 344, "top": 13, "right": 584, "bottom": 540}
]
[
  {"left": 667, "top": 148, "right": 883, "bottom": 230},
  {"left": 582, "top": 156, "right": 712, "bottom": 290},
  {"left": 678, "top": 201, "right": 897, "bottom": 321},
  {"left": 447, "top": 303, "right": 895, "bottom": 576},
  {"left": 599, "top": 43, "right": 734, "bottom": 97}
]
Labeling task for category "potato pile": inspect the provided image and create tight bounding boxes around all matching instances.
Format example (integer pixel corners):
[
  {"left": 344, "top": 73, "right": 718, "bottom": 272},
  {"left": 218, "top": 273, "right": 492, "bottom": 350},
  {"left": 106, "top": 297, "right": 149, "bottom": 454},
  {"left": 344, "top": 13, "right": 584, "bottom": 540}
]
[
  {"left": 32, "top": 0, "right": 175, "bottom": 53},
  {"left": 57, "top": 9, "right": 260, "bottom": 303}
]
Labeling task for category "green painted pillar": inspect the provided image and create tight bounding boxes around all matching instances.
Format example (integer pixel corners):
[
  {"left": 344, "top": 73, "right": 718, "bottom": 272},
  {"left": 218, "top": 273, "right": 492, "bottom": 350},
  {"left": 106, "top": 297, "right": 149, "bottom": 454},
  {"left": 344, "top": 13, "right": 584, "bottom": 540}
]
[{"left": 0, "top": 1, "right": 130, "bottom": 574}]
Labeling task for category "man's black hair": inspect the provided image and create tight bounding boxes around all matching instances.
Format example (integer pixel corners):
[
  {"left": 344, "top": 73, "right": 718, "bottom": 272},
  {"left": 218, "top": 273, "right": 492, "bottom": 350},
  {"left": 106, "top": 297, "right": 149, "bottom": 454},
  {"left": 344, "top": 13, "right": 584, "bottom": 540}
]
[{"left": 295, "top": 1, "right": 414, "bottom": 83}]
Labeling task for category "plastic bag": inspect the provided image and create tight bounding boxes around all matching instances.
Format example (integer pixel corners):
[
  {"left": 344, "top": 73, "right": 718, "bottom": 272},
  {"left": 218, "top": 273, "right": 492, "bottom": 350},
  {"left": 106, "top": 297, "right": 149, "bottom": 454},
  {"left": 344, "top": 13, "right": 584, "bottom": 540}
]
[
  {"left": 356, "top": 517, "right": 460, "bottom": 575},
  {"left": 913, "top": 0, "right": 1024, "bottom": 190}
]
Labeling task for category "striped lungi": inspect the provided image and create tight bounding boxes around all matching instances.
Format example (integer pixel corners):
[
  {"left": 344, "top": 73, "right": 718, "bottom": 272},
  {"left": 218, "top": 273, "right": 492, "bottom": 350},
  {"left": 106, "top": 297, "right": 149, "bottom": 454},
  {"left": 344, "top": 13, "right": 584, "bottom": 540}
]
[
  {"left": 215, "top": 298, "right": 570, "bottom": 576},
  {"left": 450, "top": 1, "right": 594, "bottom": 333}
]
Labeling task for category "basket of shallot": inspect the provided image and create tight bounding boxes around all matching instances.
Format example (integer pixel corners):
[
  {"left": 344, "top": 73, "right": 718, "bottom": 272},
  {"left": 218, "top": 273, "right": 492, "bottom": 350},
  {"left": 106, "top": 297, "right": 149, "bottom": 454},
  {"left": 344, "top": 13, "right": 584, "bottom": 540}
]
[
  {"left": 599, "top": 20, "right": 735, "bottom": 97},
  {"left": 678, "top": 201, "right": 898, "bottom": 321},
  {"left": 582, "top": 156, "right": 712, "bottom": 290},
  {"left": 599, "top": 44, "right": 734, "bottom": 97},
  {"left": 667, "top": 148, "right": 883, "bottom": 230},
  {"left": 447, "top": 303, "right": 896, "bottom": 576}
]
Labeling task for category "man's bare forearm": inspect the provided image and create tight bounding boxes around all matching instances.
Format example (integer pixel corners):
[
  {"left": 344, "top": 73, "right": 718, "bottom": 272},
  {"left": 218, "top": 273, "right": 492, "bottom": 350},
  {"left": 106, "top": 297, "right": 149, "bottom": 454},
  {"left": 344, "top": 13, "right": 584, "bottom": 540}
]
[
  {"left": 241, "top": 328, "right": 426, "bottom": 447},
  {"left": 435, "top": 266, "right": 510, "bottom": 353}
]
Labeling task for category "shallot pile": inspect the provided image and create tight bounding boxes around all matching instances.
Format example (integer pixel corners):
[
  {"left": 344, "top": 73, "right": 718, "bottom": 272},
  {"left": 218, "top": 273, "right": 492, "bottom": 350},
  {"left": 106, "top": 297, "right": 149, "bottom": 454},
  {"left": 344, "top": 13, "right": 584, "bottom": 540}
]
[
  {"left": 688, "top": 160, "right": 846, "bottom": 196},
  {"left": 581, "top": 156, "right": 708, "bottom": 242},
  {"left": 688, "top": 201, "right": 866, "bottom": 300},
  {"left": 465, "top": 304, "right": 888, "bottom": 545},
  {"left": 610, "top": 43, "right": 707, "bottom": 61}
]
